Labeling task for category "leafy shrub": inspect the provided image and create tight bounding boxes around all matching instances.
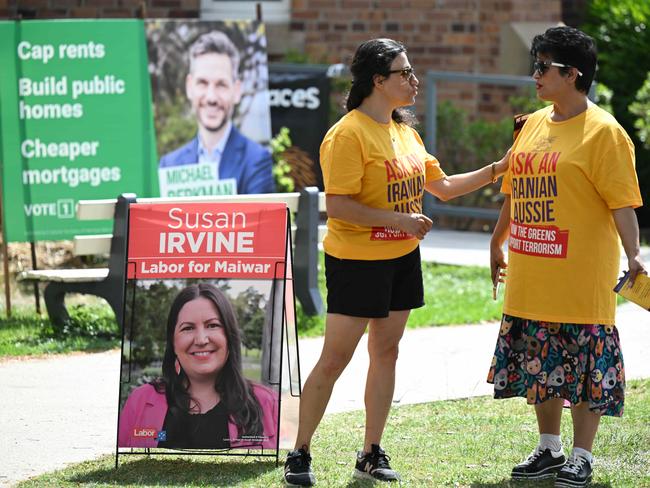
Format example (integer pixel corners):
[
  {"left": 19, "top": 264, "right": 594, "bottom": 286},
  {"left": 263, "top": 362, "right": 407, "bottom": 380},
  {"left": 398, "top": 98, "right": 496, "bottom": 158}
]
[
  {"left": 595, "top": 83, "right": 614, "bottom": 115},
  {"left": 432, "top": 100, "right": 521, "bottom": 229},
  {"left": 40, "top": 304, "right": 118, "bottom": 339},
  {"left": 270, "top": 127, "right": 295, "bottom": 192}
]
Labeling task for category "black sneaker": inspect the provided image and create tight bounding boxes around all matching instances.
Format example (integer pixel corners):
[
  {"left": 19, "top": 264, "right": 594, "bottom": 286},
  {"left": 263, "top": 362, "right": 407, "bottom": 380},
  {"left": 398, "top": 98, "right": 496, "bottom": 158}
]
[
  {"left": 354, "top": 444, "right": 400, "bottom": 482},
  {"left": 284, "top": 447, "right": 316, "bottom": 486},
  {"left": 511, "top": 446, "right": 566, "bottom": 480},
  {"left": 555, "top": 453, "right": 593, "bottom": 487}
]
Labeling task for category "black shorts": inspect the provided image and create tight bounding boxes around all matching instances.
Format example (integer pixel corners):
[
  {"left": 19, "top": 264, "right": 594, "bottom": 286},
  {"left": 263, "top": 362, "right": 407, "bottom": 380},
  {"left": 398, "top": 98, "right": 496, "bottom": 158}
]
[{"left": 324, "top": 247, "right": 424, "bottom": 318}]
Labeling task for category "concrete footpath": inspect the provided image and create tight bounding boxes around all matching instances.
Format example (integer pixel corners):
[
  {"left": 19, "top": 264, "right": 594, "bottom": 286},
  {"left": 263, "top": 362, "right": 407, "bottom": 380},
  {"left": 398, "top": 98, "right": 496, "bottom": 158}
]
[{"left": 2, "top": 229, "right": 650, "bottom": 486}]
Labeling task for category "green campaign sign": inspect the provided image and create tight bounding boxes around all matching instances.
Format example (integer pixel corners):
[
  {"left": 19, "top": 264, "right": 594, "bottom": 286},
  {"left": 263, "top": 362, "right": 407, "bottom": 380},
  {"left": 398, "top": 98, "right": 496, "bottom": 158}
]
[{"left": 0, "top": 19, "right": 157, "bottom": 242}]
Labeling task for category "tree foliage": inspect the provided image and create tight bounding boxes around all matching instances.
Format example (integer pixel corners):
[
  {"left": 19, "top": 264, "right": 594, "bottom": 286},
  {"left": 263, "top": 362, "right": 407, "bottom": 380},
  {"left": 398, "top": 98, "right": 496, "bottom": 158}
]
[
  {"left": 583, "top": 0, "right": 650, "bottom": 127},
  {"left": 230, "top": 286, "right": 266, "bottom": 351},
  {"left": 583, "top": 0, "right": 650, "bottom": 225},
  {"left": 270, "top": 127, "right": 295, "bottom": 192},
  {"left": 630, "top": 72, "right": 650, "bottom": 149}
]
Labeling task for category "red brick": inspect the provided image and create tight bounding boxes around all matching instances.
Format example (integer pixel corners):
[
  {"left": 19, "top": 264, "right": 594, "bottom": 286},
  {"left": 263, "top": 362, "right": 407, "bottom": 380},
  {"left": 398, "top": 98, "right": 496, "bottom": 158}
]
[
  {"left": 142, "top": 7, "right": 166, "bottom": 16},
  {"left": 376, "top": 0, "right": 403, "bottom": 7},
  {"left": 151, "top": 0, "right": 179, "bottom": 7},
  {"left": 427, "top": 46, "right": 452, "bottom": 55},
  {"left": 86, "top": 0, "right": 117, "bottom": 7},
  {"left": 16, "top": 0, "right": 47, "bottom": 8},
  {"left": 70, "top": 6, "right": 99, "bottom": 16},
  {"left": 321, "top": 8, "right": 342, "bottom": 21},
  {"left": 391, "top": 10, "right": 426, "bottom": 21},
  {"left": 309, "top": 0, "right": 334, "bottom": 8},
  {"left": 179, "top": 0, "right": 199, "bottom": 8},
  {"left": 405, "top": 0, "right": 434, "bottom": 7},
  {"left": 101, "top": 7, "right": 133, "bottom": 16},
  {"left": 345, "top": 32, "right": 371, "bottom": 44},
  {"left": 37, "top": 7, "right": 69, "bottom": 17},
  {"left": 167, "top": 8, "right": 198, "bottom": 17},
  {"left": 341, "top": 0, "right": 370, "bottom": 7},
  {"left": 50, "top": 0, "right": 80, "bottom": 7},
  {"left": 293, "top": 10, "right": 319, "bottom": 19},
  {"left": 367, "top": 10, "right": 387, "bottom": 20}
]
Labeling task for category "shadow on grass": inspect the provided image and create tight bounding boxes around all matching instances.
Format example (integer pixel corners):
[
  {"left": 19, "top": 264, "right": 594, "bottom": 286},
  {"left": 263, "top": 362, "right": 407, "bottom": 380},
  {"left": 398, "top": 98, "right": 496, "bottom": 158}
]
[
  {"left": 470, "top": 480, "right": 613, "bottom": 487},
  {"left": 338, "top": 477, "right": 608, "bottom": 488},
  {"left": 68, "top": 457, "right": 277, "bottom": 486},
  {"left": 342, "top": 479, "right": 384, "bottom": 487}
]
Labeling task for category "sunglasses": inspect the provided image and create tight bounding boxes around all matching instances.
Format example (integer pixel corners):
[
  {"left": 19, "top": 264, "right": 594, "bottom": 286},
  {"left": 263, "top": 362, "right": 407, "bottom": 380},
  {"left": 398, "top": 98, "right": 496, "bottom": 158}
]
[
  {"left": 533, "top": 60, "right": 583, "bottom": 77},
  {"left": 387, "top": 66, "right": 416, "bottom": 81}
]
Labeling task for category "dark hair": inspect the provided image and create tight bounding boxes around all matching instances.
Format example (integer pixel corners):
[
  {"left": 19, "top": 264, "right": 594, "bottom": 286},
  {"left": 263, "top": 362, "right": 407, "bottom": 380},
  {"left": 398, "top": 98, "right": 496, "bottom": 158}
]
[
  {"left": 531, "top": 26, "right": 597, "bottom": 94},
  {"left": 189, "top": 30, "right": 240, "bottom": 79},
  {"left": 345, "top": 38, "right": 417, "bottom": 126},
  {"left": 156, "top": 283, "right": 263, "bottom": 438}
]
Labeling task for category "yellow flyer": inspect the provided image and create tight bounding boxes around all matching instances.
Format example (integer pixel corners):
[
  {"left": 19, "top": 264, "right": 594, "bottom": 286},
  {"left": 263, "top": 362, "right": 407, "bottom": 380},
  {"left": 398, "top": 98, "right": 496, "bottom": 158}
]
[{"left": 614, "top": 272, "right": 650, "bottom": 311}]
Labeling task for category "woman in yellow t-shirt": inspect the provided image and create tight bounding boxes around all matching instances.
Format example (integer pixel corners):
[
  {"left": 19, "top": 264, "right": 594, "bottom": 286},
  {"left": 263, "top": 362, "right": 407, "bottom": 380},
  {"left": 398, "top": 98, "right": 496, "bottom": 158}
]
[
  {"left": 488, "top": 26, "right": 646, "bottom": 488},
  {"left": 283, "top": 38, "right": 510, "bottom": 486}
]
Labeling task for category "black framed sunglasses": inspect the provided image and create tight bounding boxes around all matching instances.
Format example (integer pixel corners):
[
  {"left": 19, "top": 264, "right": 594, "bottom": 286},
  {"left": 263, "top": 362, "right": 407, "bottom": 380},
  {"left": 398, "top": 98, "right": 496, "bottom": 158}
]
[
  {"left": 387, "top": 66, "right": 415, "bottom": 81},
  {"left": 533, "top": 60, "right": 583, "bottom": 77}
]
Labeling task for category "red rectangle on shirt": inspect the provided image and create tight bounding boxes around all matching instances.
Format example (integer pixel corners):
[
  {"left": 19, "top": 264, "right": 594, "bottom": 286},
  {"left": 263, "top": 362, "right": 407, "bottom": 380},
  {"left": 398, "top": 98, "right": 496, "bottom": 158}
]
[
  {"left": 370, "top": 226, "right": 412, "bottom": 241},
  {"left": 127, "top": 203, "right": 288, "bottom": 279},
  {"left": 508, "top": 222, "right": 569, "bottom": 259}
]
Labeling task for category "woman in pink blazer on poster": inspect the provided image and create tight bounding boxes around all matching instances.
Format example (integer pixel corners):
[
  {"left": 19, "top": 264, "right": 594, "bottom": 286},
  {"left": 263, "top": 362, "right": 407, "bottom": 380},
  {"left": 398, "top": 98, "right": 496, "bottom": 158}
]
[{"left": 118, "top": 283, "right": 278, "bottom": 449}]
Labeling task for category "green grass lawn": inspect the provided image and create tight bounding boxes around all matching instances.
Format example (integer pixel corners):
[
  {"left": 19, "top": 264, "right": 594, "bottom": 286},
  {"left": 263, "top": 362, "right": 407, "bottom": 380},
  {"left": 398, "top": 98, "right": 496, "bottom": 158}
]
[
  {"left": 17, "top": 379, "right": 650, "bottom": 487},
  {"left": 0, "top": 305, "right": 119, "bottom": 356}
]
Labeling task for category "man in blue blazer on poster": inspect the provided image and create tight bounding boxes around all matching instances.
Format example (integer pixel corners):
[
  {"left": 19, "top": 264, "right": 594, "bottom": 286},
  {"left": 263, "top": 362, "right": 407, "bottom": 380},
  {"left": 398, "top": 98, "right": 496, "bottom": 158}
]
[{"left": 159, "top": 31, "right": 274, "bottom": 195}]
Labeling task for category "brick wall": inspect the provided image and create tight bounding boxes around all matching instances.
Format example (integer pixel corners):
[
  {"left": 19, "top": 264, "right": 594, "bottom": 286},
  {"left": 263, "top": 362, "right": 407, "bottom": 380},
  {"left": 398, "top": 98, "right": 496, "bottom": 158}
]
[
  {"left": 5, "top": 0, "right": 199, "bottom": 19},
  {"left": 3, "top": 0, "right": 565, "bottom": 122},
  {"left": 291, "top": 0, "right": 562, "bottom": 120}
]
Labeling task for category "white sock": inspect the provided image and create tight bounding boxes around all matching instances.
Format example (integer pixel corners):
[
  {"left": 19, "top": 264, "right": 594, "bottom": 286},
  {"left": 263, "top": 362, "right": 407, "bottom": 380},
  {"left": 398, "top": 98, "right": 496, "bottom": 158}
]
[
  {"left": 539, "top": 433, "right": 563, "bottom": 453},
  {"left": 572, "top": 447, "right": 593, "bottom": 463}
]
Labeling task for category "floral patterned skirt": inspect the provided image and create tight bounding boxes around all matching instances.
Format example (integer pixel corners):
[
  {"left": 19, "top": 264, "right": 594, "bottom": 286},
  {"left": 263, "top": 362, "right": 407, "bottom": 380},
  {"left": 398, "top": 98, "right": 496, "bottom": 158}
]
[{"left": 487, "top": 314, "right": 625, "bottom": 417}]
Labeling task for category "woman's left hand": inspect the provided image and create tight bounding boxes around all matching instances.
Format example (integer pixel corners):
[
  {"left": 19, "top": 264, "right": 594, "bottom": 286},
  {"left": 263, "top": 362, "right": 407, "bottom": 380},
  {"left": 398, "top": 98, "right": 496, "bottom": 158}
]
[
  {"left": 627, "top": 254, "right": 647, "bottom": 286},
  {"left": 494, "top": 147, "right": 512, "bottom": 176}
]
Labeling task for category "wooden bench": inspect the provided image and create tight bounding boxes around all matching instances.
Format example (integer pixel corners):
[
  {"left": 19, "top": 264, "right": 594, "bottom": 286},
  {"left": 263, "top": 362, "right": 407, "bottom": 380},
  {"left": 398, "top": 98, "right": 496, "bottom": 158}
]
[{"left": 19, "top": 188, "right": 326, "bottom": 327}]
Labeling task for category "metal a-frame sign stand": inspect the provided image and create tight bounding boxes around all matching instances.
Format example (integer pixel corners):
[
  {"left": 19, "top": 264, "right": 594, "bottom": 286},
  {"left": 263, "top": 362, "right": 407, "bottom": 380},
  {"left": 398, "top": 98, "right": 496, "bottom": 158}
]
[{"left": 114, "top": 201, "right": 303, "bottom": 469}]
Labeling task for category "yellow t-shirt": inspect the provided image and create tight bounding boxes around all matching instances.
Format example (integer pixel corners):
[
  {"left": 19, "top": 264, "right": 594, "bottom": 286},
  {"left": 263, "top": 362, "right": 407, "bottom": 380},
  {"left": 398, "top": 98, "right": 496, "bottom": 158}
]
[
  {"left": 321, "top": 110, "right": 446, "bottom": 260},
  {"left": 501, "top": 104, "right": 642, "bottom": 325}
]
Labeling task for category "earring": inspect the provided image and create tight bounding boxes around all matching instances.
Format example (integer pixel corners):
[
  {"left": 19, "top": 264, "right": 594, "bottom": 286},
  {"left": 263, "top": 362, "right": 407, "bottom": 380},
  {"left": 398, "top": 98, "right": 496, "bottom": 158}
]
[{"left": 175, "top": 358, "right": 181, "bottom": 376}]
